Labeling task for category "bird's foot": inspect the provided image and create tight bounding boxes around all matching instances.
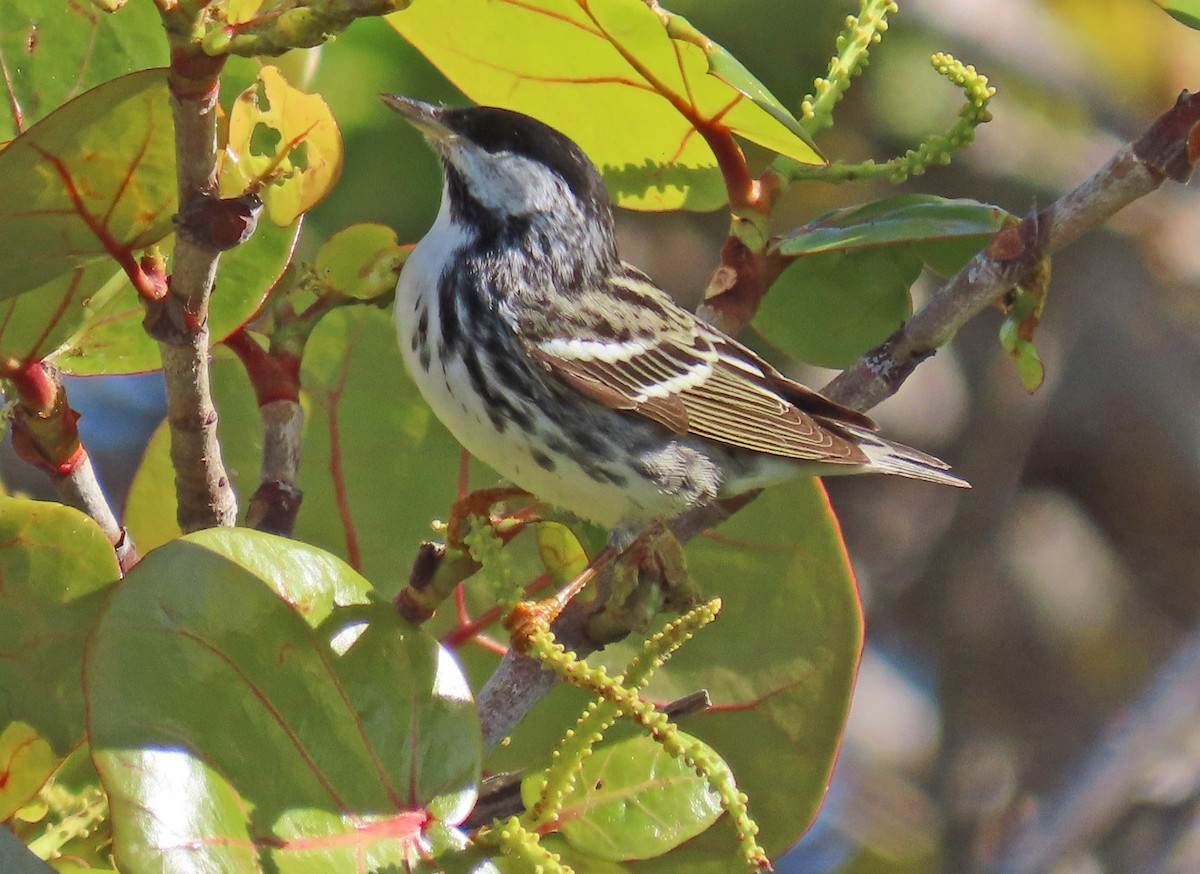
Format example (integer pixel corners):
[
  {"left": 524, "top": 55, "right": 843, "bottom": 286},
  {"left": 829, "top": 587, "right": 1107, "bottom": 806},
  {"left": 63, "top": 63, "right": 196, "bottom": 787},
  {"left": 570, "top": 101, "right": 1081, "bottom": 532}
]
[
  {"left": 444, "top": 486, "right": 533, "bottom": 548},
  {"left": 587, "top": 522, "right": 702, "bottom": 644}
]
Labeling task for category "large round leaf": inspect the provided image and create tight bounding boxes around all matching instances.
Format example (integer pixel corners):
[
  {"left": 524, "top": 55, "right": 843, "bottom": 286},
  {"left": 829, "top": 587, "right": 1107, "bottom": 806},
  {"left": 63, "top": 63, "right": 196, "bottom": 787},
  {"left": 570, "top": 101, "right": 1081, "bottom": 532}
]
[
  {"left": 0, "top": 69, "right": 175, "bottom": 300},
  {"left": 0, "top": 497, "right": 120, "bottom": 819},
  {"left": 0, "top": 1, "right": 165, "bottom": 143},
  {"left": 389, "top": 0, "right": 822, "bottom": 211},
  {"left": 86, "top": 529, "right": 482, "bottom": 873}
]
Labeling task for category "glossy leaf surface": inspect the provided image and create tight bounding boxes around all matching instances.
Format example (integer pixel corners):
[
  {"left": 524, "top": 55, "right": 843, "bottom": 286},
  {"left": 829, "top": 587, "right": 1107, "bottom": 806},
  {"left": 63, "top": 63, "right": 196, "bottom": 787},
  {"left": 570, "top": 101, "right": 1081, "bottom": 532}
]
[
  {"left": 761, "top": 195, "right": 1012, "bottom": 368},
  {"left": 87, "top": 529, "right": 481, "bottom": 873},
  {"left": 0, "top": 498, "right": 119, "bottom": 819},
  {"left": 524, "top": 733, "right": 727, "bottom": 861},
  {"left": 488, "top": 478, "right": 862, "bottom": 863},
  {"left": 390, "top": 0, "right": 822, "bottom": 211},
  {"left": 0, "top": 69, "right": 175, "bottom": 299},
  {"left": 0, "top": 1, "right": 164, "bottom": 143}
]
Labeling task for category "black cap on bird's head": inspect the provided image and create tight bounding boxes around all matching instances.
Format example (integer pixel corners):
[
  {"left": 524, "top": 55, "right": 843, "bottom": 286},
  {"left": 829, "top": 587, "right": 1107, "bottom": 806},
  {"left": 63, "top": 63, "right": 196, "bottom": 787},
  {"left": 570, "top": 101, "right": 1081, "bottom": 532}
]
[{"left": 380, "top": 95, "right": 611, "bottom": 224}]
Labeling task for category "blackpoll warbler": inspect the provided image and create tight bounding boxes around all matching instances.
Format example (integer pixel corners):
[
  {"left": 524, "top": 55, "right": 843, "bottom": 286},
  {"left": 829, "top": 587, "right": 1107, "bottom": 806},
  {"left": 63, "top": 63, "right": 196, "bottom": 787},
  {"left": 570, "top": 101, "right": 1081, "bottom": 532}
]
[{"left": 384, "top": 96, "right": 967, "bottom": 535}]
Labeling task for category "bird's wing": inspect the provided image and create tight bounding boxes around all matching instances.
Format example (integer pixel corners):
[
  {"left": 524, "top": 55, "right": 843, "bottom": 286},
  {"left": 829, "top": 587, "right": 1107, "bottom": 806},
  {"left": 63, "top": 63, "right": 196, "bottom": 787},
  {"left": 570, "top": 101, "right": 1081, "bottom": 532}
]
[{"left": 521, "top": 267, "right": 876, "bottom": 465}]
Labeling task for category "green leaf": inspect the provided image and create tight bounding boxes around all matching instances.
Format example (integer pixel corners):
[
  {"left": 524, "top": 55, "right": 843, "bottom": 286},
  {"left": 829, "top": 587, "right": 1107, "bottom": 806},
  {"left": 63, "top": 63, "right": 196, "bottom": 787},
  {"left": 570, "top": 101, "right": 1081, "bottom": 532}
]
[
  {"left": 756, "top": 247, "right": 919, "bottom": 369},
  {"left": 312, "top": 223, "right": 409, "bottom": 301},
  {"left": 0, "top": 1, "right": 165, "bottom": 143},
  {"left": 0, "top": 261, "right": 123, "bottom": 364},
  {"left": 389, "top": 0, "right": 822, "bottom": 211},
  {"left": 52, "top": 219, "right": 301, "bottom": 375},
  {"left": 124, "top": 307, "right": 464, "bottom": 592},
  {"left": 86, "top": 529, "right": 481, "bottom": 873},
  {"left": 489, "top": 478, "right": 862, "bottom": 862},
  {"left": 774, "top": 195, "right": 1011, "bottom": 265},
  {"left": 760, "top": 195, "right": 1012, "bottom": 368},
  {"left": 0, "top": 69, "right": 176, "bottom": 300},
  {"left": 1152, "top": 0, "right": 1200, "bottom": 29},
  {"left": 524, "top": 733, "right": 727, "bottom": 861},
  {"left": 0, "top": 497, "right": 120, "bottom": 819}
]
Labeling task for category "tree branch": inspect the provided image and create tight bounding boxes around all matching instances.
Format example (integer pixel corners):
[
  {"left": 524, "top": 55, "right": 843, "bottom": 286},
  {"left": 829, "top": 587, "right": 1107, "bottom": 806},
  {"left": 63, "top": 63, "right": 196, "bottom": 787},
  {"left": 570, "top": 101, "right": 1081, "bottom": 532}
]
[
  {"left": 821, "top": 89, "right": 1200, "bottom": 410},
  {"left": 145, "top": 39, "right": 238, "bottom": 532},
  {"left": 6, "top": 362, "right": 138, "bottom": 574}
]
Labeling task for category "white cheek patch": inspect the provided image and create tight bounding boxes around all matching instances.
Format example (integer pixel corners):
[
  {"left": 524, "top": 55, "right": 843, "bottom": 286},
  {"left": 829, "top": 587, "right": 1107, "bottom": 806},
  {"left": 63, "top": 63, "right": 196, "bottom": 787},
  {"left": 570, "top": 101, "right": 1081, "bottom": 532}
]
[{"left": 453, "top": 149, "right": 570, "bottom": 216}]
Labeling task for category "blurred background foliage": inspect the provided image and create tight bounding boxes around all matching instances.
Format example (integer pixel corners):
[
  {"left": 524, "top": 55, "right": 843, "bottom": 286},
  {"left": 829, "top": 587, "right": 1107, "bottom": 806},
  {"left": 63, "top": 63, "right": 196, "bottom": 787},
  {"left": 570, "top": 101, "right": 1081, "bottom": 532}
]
[{"left": 6, "top": 0, "right": 1200, "bottom": 871}]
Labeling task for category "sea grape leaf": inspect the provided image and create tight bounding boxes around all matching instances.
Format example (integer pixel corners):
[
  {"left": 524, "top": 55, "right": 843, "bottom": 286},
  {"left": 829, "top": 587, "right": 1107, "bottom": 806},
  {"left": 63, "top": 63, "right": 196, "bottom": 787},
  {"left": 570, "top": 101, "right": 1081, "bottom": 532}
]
[
  {"left": 0, "top": 497, "right": 119, "bottom": 819},
  {"left": 0, "top": 261, "right": 123, "bottom": 364},
  {"left": 52, "top": 219, "right": 301, "bottom": 375},
  {"left": 0, "top": 1, "right": 164, "bottom": 143},
  {"left": 86, "top": 529, "right": 481, "bottom": 873},
  {"left": 0, "top": 69, "right": 175, "bottom": 300},
  {"left": 760, "top": 195, "right": 1013, "bottom": 368},
  {"left": 312, "top": 223, "right": 409, "bottom": 301},
  {"left": 389, "top": 0, "right": 822, "bottom": 211},
  {"left": 523, "top": 733, "right": 728, "bottom": 861},
  {"left": 221, "top": 65, "right": 344, "bottom": 226},
  {"left": 1151, "top": 0, "right": 1200, "bottom": 29},
  {"left": 487, "top": 477, "right": 862, "bottom": 862}
]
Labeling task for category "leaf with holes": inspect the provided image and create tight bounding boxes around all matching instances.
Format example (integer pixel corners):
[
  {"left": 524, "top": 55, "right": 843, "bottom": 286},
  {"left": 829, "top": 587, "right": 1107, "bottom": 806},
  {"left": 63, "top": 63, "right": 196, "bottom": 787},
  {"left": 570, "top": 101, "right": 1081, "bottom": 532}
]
[
  {"left": 0, "top": 69, "right": 175, "bottom": 300},
  {"left": 0, "top": 1, "right": 165, "bottom": 144},
  {"left": 523, "top": 733, "right": 728, "bottom": 861},
  {"left": 221, "top": 66, "right": 344, "bottom": 226},
  {"left": 0, "top": 497, "right": 120, "bottom": 820},
  {"left": 86, "top": 529, "right": 481, "bottom": 873},
  {"left": 389, "top": 0, "right": 822, "bottom": 211}
]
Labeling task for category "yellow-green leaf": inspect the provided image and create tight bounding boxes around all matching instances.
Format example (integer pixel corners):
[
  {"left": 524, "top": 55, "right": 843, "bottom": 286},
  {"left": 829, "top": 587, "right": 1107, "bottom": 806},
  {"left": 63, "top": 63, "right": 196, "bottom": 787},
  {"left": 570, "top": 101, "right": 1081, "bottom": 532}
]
[
  {"left": 312, "top": 223, "right": 409, "bottom": 301},
  {"left": 389, "top": 0, "right": 822, "bottom": 211},
  {"left": 221, "top": 65, "right": 344, "bottom": 226},
  {"left": 0, "top": 69, "right": 176, "bottom": 300}
]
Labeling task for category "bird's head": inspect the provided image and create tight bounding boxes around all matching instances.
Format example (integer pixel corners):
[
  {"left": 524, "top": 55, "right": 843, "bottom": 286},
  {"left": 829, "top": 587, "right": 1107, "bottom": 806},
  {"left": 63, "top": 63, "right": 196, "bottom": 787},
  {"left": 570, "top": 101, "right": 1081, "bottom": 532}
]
[{"left": 382, "top": 96, "right": 614, "bottom": 235}]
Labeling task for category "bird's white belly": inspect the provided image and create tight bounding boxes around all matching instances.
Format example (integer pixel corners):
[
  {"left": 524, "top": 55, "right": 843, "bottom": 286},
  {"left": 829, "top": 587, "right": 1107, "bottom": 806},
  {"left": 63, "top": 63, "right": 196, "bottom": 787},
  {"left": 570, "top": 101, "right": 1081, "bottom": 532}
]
[{"left": 395, "top": 247, "right": 676, "bottom": 529}]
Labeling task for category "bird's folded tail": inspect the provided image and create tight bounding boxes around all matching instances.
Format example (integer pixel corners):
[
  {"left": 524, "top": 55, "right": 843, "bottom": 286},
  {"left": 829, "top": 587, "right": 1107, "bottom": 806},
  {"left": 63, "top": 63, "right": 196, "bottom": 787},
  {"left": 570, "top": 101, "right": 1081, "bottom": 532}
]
[{"left": 837, "top": 424, "right": 971, "bottom": 489}]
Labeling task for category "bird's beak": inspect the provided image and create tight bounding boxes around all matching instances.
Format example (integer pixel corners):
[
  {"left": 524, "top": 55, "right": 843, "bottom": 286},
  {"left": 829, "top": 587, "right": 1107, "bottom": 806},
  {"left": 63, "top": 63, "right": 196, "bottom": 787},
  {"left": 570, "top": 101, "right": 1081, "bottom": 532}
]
[{"left": 380, "top": 94, "right": 454, "bottom": 142}]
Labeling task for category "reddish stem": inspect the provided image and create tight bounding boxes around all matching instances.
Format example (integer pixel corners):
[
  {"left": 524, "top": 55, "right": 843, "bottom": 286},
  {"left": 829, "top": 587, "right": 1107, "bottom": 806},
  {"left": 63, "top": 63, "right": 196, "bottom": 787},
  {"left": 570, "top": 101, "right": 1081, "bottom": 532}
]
[{"left": 224, "top": 326, "right": 301, "bottom": 404}]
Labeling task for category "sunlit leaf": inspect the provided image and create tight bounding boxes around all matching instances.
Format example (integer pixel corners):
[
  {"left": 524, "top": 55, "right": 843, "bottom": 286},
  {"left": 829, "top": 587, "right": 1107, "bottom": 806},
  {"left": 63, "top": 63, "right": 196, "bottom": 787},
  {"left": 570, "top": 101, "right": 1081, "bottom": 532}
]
[
  {"left": 0, "top": 261, "right": 123, "bottom": 364},
  {"left": 523, "top": 733, "right": 727, "bottom": 861},
  {"left": 221, "top": 65, "right": 344, "bottom": 226},
  {"left": 389, "top": 0, "right": 822, "bottom": 211},
  {"left": 0, "top": 1, "right": 164, "bottom": 143},
  {"left": 773, "top": 195, "right": 1012, "bottom": 264},
  {"left": 312, "top": 223, "right": 409, "bottom": 301},
  {"left": 87, "top": 529, "right": 481, "bottom": 873},
  {"left": 0, "top": 497, "right": 119, "bottom": 819},
  {"left": 1153, "top": 0, "right": 1200, "bottom": 28},
  {"left": 0, "top": 69, "right": 175, "bottom": 300},
  {"left": 52, "top": 219, "right": 301, "bottom": 375}
]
